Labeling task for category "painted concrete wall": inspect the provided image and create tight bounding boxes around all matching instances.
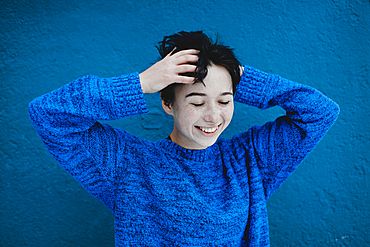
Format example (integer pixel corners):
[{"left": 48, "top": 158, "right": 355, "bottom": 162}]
[{"left": 1, "top": 0, "right": 369, "bottom": 246}]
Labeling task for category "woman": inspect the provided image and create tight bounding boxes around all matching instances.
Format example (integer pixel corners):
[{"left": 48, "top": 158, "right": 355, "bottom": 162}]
[{"left": 29, "top": 31, "right": 339, "bottom": 246}]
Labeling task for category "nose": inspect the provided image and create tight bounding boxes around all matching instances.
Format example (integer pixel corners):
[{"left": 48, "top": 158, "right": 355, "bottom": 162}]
[{"left": 203, "top": 104, "right": 219, "bottom": 123}]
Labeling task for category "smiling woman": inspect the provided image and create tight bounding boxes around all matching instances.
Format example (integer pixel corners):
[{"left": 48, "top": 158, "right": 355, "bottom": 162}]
[{"left": 28, "top": 31, "right": 339, "bottom": 246}]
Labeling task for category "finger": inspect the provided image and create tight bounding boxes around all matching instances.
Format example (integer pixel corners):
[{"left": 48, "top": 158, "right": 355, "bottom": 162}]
[
  {"left": 165, "top": 47, "right": 177, "bottom": 58},
  {"left": 176, "top": 55, "right": 199, "bottom": 65},
  {"left": 175, "top": 75, "right": 196, "bottom": 84},
  {"left": 176, "top": 64, "right": 197, "bottom": 74},
  {"left": 172, "top": 49, "right": 200, "bottom": 58}
]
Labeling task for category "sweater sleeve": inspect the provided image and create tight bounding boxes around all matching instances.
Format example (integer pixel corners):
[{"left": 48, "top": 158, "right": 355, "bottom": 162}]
[
  {"left": 28, "top": 72, "right": 148, "bottom": 211},
  {"left": 233, "top": 66, "right": 340, "bottom": 199}
]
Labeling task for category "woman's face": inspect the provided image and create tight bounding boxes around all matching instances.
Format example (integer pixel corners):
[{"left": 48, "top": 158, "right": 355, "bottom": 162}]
[{"left": 163, "top": 64, "right": 234, "bottom": 150}]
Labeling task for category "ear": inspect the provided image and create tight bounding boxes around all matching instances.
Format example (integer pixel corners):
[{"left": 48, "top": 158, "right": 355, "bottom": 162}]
[{"left": 161, "top": 100, "right": 173, "bottom": 116}]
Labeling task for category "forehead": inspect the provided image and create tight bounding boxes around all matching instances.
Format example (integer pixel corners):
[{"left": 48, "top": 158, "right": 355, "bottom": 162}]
[{"left": 176, "top": 65, "right": 233, "bottom": 97}]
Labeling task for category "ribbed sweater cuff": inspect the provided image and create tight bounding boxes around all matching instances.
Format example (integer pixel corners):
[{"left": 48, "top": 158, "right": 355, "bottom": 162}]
[
  {"left": 110, "top": 72, "right": 148, "bottom": 117},
  {"left": 234, "top": 66, "right": 276, "bottom": 109}
]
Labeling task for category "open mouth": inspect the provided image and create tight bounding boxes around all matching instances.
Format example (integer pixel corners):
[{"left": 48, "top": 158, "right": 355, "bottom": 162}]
[{"left": 195, "top": 124, "right": 222, "bottom": 134}]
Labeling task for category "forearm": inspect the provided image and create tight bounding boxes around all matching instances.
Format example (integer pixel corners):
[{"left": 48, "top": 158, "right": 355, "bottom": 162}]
[
  {"left": 28, "top": 72, "right": 148, "bottom": 138},
  {"left": 235, "top": 66, "right": 339, "bottom": 133}
]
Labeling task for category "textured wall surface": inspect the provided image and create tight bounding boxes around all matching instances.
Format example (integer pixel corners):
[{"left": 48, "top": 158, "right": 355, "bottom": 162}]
[{"left": 1, "top": 0, "right": 369, "bottom": 246}]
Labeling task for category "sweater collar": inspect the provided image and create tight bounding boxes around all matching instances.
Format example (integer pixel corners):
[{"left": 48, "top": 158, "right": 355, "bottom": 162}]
[{"left": 157, "top": 138, "right": 220, "bottom": 162}]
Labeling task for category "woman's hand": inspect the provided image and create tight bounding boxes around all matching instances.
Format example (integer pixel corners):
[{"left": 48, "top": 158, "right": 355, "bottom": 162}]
[
  {"left": 139, "top": 49, "right": 199, "bottom": 94},
  {"left": 239, "top": 65, "right": 244, "bottom": 77}
]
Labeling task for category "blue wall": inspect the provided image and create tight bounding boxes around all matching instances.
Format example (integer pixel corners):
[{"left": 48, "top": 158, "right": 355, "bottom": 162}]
[{"left": 1, "top": 0, "right": 369, "bottom": 246}]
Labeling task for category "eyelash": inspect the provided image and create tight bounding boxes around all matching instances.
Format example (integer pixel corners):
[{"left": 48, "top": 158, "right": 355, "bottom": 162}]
[{"left": 191, "top": 102, "right": 230, "bottom": 107}]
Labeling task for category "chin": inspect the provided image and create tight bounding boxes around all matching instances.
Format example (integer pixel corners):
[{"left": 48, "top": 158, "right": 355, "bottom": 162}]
[{"left": 196, "top": 137, "right": 219, "bottom": 149}]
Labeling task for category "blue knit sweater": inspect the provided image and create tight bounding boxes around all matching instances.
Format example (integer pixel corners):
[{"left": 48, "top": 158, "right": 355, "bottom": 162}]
[{"left": 29, "top": 66, "right": 339, "bottom": 246}]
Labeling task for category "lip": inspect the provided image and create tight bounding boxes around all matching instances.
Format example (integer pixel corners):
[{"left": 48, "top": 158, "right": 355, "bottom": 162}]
[{"left": 195, "top": 123, "right": 222, "bottom": 136}]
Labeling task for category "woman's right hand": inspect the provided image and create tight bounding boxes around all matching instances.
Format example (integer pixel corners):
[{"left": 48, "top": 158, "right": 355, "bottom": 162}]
[{"left": 139, "top": 49, "right": 199, "bottom": 94}]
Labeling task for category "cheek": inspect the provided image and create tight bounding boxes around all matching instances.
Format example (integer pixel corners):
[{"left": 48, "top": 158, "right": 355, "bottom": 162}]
[
  {"left": 223, "top": 104, "right": 234, "bottom": 123},
  {"left": 173, "top": 105, "right": 199, "bottom": 125}
]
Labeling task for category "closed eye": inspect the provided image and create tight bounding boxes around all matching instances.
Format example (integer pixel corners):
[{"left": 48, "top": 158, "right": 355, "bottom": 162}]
[
  {"left": 191, "top": 103, "right": 204, "bottom": 107},
  {"left": 219, "top": 101, "right": 230, "bottom": 105}
]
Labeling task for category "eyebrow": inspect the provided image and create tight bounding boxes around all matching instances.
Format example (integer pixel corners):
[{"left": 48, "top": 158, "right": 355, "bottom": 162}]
[{"left": 185, "top": 92, "right": 233, "bottom": 98}]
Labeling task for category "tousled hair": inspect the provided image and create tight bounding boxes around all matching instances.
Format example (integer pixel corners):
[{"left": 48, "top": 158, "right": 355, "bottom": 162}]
[{"left": 158, "top": 31, "right": 241, "bottom": 106}]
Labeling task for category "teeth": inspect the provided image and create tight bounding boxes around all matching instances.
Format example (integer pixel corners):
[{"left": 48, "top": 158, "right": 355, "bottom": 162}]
[{"left": 199, "top": 126, "right": 218, "bottom": 133}]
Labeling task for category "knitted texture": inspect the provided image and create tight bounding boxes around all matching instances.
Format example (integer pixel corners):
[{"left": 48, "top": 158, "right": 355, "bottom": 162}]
[{"left": 29, "top": 67, "right": 339, "bottom": 246}]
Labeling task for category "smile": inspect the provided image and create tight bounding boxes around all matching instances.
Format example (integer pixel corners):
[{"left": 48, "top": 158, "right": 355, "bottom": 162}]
[{"left": 195, "top": 124, "right": 222, "bottom": 134}]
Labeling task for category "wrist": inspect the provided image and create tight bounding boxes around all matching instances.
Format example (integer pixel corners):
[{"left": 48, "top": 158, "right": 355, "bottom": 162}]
[{"left": 139, "top": 72, "right": 149, "bottom": 94}]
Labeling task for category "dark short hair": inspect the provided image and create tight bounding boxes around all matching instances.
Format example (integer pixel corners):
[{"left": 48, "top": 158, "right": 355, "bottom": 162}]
[{"left": 157, "top": 31, "right": 241, "bottom": 106}]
